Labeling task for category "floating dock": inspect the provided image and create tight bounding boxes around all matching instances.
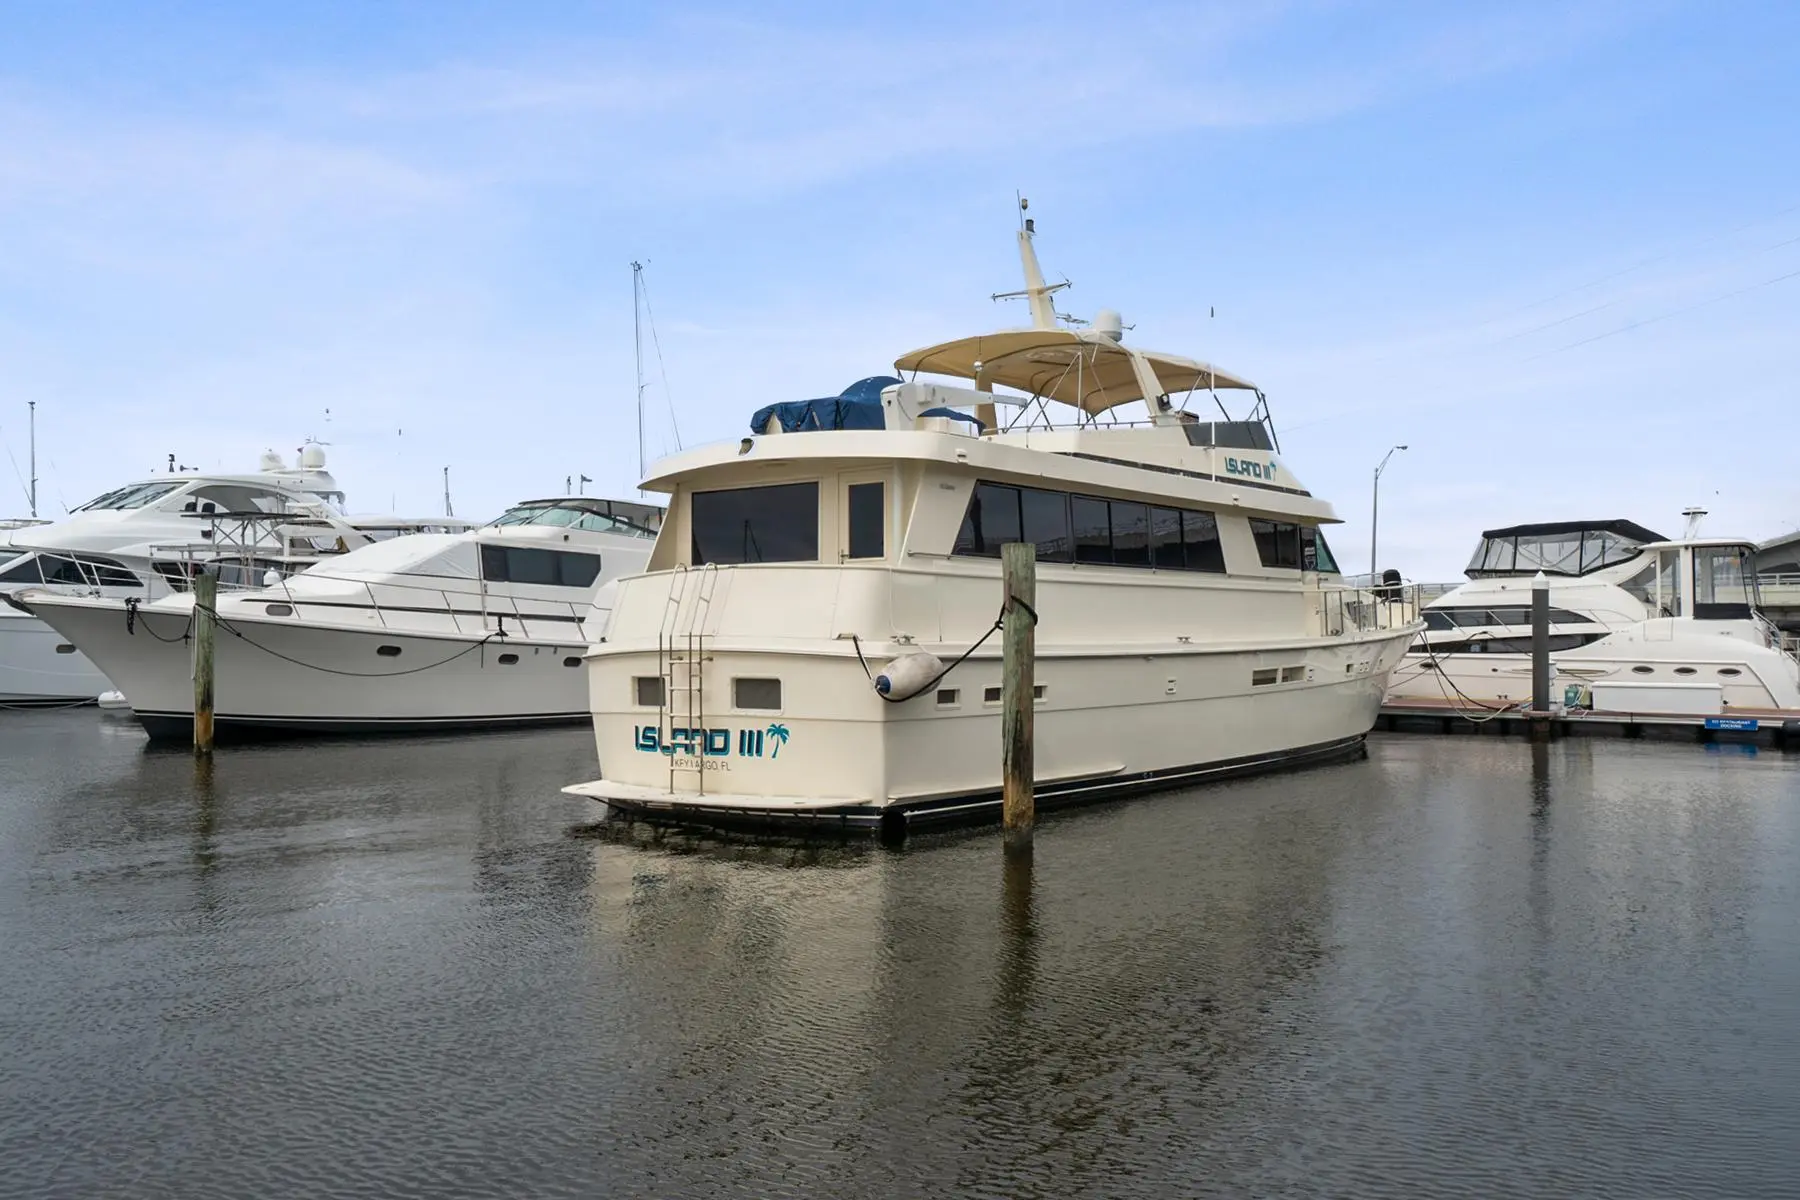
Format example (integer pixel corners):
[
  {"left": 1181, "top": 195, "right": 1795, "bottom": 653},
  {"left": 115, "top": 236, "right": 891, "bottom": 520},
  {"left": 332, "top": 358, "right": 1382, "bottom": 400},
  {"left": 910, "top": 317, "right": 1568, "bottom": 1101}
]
[{"left": 1377, "top": 697, "right": 1800, "bottom": 748}]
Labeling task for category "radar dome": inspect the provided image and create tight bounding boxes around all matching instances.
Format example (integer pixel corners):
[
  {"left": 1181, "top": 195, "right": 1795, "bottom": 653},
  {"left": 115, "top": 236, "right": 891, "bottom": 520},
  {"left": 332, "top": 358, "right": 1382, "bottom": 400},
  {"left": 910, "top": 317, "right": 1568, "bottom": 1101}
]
[
  {"left": 297, "top": 442, "right": 327, "bottom": 471},
  {"left": 259, "top": 450, "right": 286, "bottom": 472},
  {"left": 1093, "top": 309, "right": 1124, "bottom": 342}
]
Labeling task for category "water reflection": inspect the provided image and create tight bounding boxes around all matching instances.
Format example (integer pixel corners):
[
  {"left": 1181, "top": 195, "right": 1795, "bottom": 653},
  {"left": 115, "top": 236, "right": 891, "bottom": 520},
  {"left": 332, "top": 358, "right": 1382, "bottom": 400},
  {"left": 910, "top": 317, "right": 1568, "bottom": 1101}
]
[{"left": 2, "top": 713, "right": 1797, "bottom": 1198}]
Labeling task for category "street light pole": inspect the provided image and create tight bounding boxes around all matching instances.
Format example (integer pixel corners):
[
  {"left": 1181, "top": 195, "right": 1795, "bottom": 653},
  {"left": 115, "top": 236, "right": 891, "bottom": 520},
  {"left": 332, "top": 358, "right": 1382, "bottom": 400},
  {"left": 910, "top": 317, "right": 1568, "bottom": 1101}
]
[{"left": 1370, "top": 444, "right": 1407, "bottom": 584}]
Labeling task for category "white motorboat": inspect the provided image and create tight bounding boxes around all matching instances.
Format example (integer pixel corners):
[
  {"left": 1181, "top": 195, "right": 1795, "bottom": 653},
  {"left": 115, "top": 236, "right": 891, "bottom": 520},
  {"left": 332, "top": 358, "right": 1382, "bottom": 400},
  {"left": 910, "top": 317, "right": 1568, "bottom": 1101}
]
[
  {"left": 563, "top": 206, "right": 1421, "bottom": 833},
  {"left": 1385, "top": 518, "right": 1800, "bottom": 713},
  {"left": 21, "top": 495, "right": 661, "bottom": 738},
  {"left": 0, "top": 444, "right": 470, "bottom": 704}
]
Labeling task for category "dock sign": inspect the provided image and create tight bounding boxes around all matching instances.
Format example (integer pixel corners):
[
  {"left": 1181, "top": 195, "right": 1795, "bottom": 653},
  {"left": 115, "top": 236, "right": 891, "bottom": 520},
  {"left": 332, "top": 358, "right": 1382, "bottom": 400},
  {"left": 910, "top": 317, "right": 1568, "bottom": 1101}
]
[{"left": 1703, "top": 717, "right": 1759, "bottom": 731}]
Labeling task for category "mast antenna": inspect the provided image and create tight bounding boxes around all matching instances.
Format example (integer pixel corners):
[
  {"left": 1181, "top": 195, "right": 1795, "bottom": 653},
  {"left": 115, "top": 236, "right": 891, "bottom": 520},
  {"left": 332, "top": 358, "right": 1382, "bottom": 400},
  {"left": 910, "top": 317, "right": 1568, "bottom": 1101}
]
[
  {"left": 631, "top": 260, "right": 646, "bottom": 486},
  {"left": 990, "top": 195, "right": 1068, "bottom": 329},
  {"left": 27, "top": 400, "right": 37, "bottom": 519},
  {"left": 442, "top": 466, "right": 453, "bottom": 518}
]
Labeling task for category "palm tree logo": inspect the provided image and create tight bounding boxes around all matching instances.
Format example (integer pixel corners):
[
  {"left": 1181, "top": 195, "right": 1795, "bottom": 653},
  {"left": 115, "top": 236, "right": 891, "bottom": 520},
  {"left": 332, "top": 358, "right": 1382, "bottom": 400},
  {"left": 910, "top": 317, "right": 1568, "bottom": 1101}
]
[{"left": 766, "top": 723, "right": 790, "bottom": 759}]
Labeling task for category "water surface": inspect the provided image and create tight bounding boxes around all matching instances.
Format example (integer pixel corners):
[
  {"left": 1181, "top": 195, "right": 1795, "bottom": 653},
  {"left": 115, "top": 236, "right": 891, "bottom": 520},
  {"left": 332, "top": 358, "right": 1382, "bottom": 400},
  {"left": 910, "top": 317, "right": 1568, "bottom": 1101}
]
[{"left": 2, "top": 711, "right": 1797, "bottom": 1198}]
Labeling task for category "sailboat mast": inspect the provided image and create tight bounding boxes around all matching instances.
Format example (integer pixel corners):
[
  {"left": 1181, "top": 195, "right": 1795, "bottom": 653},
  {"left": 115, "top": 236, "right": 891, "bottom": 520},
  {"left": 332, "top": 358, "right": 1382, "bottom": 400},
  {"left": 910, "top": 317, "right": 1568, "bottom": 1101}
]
[
  {"left": 631, "top": 260, "right": 646, "bottom": 485},
  {"left": 27, "top": 400, "right": 37, "bottom": 519}
]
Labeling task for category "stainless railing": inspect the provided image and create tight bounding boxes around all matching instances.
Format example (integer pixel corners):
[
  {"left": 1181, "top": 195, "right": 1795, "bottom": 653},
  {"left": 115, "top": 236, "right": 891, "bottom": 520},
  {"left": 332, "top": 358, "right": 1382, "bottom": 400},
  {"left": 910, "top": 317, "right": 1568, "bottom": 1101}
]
[{"left": 1316, "top": 582, "right": 1428, "bottom": 638}]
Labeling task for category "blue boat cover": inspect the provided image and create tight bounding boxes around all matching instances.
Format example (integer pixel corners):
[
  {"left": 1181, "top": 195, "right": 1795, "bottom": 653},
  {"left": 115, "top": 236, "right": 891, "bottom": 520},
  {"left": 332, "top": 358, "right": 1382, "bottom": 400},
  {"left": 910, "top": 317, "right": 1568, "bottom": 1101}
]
[{"left": 750, "top": 376, "right": 903, "bottom": 434}]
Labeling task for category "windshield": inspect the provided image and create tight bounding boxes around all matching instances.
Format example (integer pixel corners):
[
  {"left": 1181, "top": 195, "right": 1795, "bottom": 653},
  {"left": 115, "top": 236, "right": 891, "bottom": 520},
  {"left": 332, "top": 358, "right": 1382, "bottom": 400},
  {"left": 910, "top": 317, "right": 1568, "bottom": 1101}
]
[
  {"left": 492, "top": 502, "right": 658, "bottom": 538},
  {"left": 76, "top": 480, "right": 187, "bottom": 512}
]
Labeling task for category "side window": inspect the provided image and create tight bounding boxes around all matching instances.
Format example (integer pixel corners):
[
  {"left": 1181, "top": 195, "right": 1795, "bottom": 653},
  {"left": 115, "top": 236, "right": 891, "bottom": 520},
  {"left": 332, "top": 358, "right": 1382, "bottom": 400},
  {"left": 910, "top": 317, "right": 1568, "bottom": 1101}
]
[
  {"left": 953, "top": 483, "right": 1021, "bottom": 558},
  {"left": 1071, "top": 496, "right": 1111, "bottom": 564},
  {"left": 558, "top": 552, "right": 601, "bottom": 588},
  {"left": 1250, "top": 519, "right": 1303, "bottom": 569},
  {"left": 1301, "top": 527, "right": 1340, "bottom": 573},
  {"left": 1180, "top": 511, "right": 1226, "bottom": 573},
  {"left": 1110, "top": 502, "right": 1150, "bottom": 567},
  {"left": 1150, "top": 507, "right": 1184, "bottom": 569},
  {"left": 480, "top": 545, "right": 601, "bottom": 588},
  {"left": 1019, "top": 488, "right": 1072, "bottom": 563},
  {"left": 0, "top": 556, "right": 42, "bottom": 585}
]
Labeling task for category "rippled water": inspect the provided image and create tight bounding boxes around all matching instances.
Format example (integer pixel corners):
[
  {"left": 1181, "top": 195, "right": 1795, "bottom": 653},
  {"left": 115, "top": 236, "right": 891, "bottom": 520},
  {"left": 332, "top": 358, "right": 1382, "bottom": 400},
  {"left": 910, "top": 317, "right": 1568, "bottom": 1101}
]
[{"left": 3, "top": 711, "right": 1798, "bottom": 1199}]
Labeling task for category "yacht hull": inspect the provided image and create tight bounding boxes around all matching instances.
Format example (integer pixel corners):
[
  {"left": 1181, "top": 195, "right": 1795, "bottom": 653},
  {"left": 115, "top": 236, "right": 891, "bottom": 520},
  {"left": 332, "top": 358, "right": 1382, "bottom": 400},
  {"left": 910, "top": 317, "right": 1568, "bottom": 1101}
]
[
  {"left": 20, "top": 594, "right": 590, "bottom": 740},
  {"left": 567, "top": 629, "right": 1413, "bottom": 834},
  {"left": 1388, "top": 633, "right": 1800, "bottom": 711},
  {"left": 0, "top": 608, "right": 109, "bottom": 703}
]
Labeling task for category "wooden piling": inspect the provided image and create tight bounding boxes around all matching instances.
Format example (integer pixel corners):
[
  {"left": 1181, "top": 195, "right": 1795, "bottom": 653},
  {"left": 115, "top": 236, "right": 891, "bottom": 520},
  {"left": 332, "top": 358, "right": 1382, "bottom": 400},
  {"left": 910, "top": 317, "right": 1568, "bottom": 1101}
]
[
  {"left": 193, "top": 569, "right": 217, "bottom": 755},
  {"left": 1530, "top": 570, "right": 1552, "bottom": 740},
  {"left": 1001, "top": 542, "right": 1036, "bottom": 853}
]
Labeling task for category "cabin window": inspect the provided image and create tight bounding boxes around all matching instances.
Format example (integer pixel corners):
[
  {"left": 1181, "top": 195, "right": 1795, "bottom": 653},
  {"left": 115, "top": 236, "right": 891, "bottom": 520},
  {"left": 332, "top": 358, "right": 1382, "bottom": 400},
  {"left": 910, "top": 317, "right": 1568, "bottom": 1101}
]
[
  {"left": 1251, "top": 668, "right": 1279, "bottom": 686},
  {"left": 957, "top": 480, "right": 1226, "bottom": 573},
  {"left": 1249, "top": 520, "right": 1303, "bottom": 570},
  {"left": 691, "top": 482, "right": 819, "bottom": 565},
  {"left": 733, "top": 678, "right": 783, "bottom": 710},
  {"left": 1110, "top": 502, "right": 1150, "bottom": 567},
  {"left": 846, "top": 482, "right": 885, "bottom": 559},
  {"left": 479, "top": 545, "right": 602, "bottom": 588},
  {"left": 1178, "top": 511, "right": 1226, "bottom": 573},
  {"left": 0, "top": 557, "right": 41, "bottom": 585},
  {"left": 1020, "top": 488, "right": 1072, "bottom": 563},
  {"left": 1071, "top": 496, "right": 1111, "bottom": 564},
  {"left": 1425, "top": 606, "right": 1597, "bottom": 630},
  {"left": 37, "top": 554, "right": 142, "bottom": 589},
  {"left": 955, "top": 483, "right": 1073, "bottom": 563},
  {"left": 954, "top": 483, "right": 1022, "bottom": 556},
  {"left": 1150, "top": 507, "right": 1184, "bottom": 569},
  {"left": 1301, "top": 528, "right": 1340, "bottom": 573},
  {"left": 634, "top": 676, "right": 665, "bottom": 706}
]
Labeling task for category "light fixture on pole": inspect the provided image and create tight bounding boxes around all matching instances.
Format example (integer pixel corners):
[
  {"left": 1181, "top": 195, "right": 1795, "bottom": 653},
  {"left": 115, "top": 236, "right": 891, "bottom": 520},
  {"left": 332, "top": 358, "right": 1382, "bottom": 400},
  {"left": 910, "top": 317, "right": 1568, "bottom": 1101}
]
[{"left": 1371, "top": 445, "right": 1408, "bottom": 584}]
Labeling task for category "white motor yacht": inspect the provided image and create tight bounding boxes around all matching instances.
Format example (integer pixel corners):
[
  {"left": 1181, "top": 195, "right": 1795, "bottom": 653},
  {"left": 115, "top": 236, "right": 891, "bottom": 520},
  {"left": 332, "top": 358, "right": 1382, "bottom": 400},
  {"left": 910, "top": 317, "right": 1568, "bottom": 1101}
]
[
  {"left": 0, "top": 444, "right": 470, "bottom": 704},
  {"left": 1385, "top": 518, "right": 1800, "bottom": 713},
  {"left": 563, "top": 209, "right": 1421, "bottom": 834},
  {"left": 21, "top": 496, "right": 661, "bottom": 738}
]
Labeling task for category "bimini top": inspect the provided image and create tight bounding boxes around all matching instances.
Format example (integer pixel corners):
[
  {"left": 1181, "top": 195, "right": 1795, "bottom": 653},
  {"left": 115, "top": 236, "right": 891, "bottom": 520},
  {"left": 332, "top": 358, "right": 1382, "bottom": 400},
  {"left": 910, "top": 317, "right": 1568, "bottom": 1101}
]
[
  {"left": 894, "top": 327, "right": 1258, "bottom": 417},
  {"left": 1478, "top": 519, "right": 1667, "bottom": 544}
]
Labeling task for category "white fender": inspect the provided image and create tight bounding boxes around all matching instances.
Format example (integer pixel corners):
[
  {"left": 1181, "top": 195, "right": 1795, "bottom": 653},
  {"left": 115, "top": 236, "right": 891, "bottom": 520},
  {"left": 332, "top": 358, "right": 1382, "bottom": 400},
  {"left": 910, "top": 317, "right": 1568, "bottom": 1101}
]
[{"left": 874, "top": 651, "right": 945, "bottom": 701}]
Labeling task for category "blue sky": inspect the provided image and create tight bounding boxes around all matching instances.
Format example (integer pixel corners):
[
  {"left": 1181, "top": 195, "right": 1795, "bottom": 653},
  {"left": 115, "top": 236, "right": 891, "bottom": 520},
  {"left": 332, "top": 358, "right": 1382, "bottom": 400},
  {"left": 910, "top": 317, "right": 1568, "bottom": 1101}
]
[{"left": 1, "top": 0, "right": 1796, "bottom": 578}]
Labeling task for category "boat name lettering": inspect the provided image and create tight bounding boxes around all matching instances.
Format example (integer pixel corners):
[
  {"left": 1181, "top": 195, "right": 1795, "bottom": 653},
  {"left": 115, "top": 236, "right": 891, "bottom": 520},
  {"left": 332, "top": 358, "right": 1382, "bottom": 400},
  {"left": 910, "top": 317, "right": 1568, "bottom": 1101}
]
[
  {"left": 1224, "top": 457, "right": 1277, "bottom": 480},
  {"left": 634, "top": 724, "right": 792, "bottom": 759}
]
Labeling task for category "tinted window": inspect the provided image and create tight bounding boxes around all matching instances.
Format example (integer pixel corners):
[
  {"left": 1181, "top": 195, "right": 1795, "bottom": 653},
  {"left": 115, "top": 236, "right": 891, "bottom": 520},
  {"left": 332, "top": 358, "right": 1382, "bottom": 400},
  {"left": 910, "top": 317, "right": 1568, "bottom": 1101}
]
[
  {"left": 1110, "top": 502, "right": 1150, "bottom": 567},
  {"left": 953, "top": 483, "right": 1021, "bottom": 558},
  {"left": 0, "top": 557, "right": 41, "bottom": 585},
  {"left": 1150, "top": 507, "right": 1184, "bottom": 569},
  {"left": 1250, "top": 520, "right": 1302, "bottom": 569},
  {"left": 1181, "top": 511, "right": 1226, "bottom": 573},
  {"left": 847, "top": 482, "right": 885, "bottom": 559},
  {"left": 1302, "top": 527, "right": 1340, "bottom": 573},
  {"left": 480, "top": 545, "right": 602, "bottom": 588},
  {"left": 38, "top": 555, "right": 142, "bottom": 589},
  {"left": 956, "top": 482, "right": 1228, "bottom": 574},
  {"left": 692, "top": 482, "right": 819, "bottom": 564},
  {"left": 1072, "top": 496, "right": 1111, "bottom": 564},
  {"left": 1019, "top": 488, "right": 1071, "bottom": 563}
]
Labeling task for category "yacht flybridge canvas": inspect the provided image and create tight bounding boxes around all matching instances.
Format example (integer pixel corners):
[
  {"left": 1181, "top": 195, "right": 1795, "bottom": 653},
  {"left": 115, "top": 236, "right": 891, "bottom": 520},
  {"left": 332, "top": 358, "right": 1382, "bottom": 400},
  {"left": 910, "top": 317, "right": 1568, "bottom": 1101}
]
[{"left": 565, "top": 209, "right": 1423, "bottom": 833}]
